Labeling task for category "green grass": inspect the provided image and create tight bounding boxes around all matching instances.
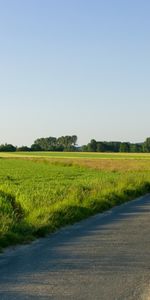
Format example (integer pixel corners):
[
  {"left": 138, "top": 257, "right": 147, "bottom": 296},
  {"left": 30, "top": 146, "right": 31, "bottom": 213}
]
[
  {"left": 1, "top": 151, "right": 150, "bottom": 159},
  {"left": 0, "top": 157, "right": 150, "bottom": 250}
]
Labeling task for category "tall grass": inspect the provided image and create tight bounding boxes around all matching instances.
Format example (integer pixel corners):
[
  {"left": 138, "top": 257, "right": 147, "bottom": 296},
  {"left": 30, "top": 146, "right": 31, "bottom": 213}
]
[{"left": 0, "top": 158, "right": 150, "bottom": 250}]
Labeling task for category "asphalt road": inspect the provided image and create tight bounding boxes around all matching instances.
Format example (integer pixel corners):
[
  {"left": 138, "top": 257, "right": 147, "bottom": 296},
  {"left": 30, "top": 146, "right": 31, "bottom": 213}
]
[{"left": 0, "top": 195, "right": 150, "bottom": 300}]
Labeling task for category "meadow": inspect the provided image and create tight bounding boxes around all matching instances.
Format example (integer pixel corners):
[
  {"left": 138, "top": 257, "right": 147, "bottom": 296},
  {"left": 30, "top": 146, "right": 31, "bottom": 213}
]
[
  {"left": 1, "top": 151, "right": 150, "bottom": 159},
  {"left": 1, "top": 152, "right": 150, "bottom": 250}
]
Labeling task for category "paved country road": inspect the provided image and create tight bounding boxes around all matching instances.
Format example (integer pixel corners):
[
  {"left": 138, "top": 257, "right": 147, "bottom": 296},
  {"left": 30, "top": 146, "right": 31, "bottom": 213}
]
[{"left": 1, "top": 195, "right": 150, "bottom": 300}]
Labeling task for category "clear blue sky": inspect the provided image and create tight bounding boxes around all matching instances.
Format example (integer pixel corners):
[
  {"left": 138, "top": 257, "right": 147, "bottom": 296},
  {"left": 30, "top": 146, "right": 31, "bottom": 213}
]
[{"left": 0, "top": 0, "right": 150, "bottom": 146}]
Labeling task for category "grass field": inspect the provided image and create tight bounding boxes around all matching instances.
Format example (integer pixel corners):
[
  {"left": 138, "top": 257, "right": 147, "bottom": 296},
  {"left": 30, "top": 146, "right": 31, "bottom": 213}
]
[
  {"left": 1, "top": 151, "right": 150, "bottom": 159},
  {"left": 1, "top": 152, "right": 150, "bottom": 250}
]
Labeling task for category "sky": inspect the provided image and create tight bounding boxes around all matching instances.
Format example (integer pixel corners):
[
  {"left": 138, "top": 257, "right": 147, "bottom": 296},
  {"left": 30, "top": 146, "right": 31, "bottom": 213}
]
[{"left": 0, "top": 0, "right": 150, "bottom": 146}]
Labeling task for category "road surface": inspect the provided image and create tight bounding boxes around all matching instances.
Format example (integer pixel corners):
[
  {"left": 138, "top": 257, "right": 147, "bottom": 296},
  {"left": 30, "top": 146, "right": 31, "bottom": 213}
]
[{"left": 0, "top": 194, "right": 150, "bottom": 299}]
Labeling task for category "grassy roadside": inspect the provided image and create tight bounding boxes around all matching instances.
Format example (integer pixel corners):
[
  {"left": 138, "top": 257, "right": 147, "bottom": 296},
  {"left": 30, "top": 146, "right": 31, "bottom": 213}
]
[{"left": 0, "top": 157, "right": 150, "bottom": 250}]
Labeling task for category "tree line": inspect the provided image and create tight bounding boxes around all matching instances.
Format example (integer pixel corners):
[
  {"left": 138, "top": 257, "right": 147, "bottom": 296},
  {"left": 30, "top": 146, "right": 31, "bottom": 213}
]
[
  {"left": 82, "top": 139, "right": 148, "bottom": 152},
  {"left": 1, "top": 136, "right": 150, "bottom": 153},
  {"left": 0, "top": 135, "right": 78, "bottom": 152}
]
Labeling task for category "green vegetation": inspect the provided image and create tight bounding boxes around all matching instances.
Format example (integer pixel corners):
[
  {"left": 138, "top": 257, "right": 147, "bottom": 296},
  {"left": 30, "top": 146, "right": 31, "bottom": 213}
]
[
  {"left": 1, "top": 136, "right": 150, "bottom": 153},
  {"left": 0, "top": 156, "right": 150, "bottom": 250},
  {"left": 83, "top": 137, "right": 150, "bottom": 153},
  {"left": 1, "top": 151, "right": 150, "bottom": 159}
]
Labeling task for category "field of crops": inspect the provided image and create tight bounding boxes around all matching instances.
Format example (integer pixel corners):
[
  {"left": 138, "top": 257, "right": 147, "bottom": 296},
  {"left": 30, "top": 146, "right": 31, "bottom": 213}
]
[
  {"left": 1, "top": 152, "right": 150, "bottom": 250},
  {"left": 1, "top": 151, "right": 150, "bottom": 159}
]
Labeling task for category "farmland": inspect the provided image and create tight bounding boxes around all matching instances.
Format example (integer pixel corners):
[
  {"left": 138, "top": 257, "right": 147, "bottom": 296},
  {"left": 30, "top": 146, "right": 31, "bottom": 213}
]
[
  {"left": 1, "top": 151, "right": 150, "bottom": 159},
  {"left": 1, "top": 152, "right": 150, "bottom": 250}
]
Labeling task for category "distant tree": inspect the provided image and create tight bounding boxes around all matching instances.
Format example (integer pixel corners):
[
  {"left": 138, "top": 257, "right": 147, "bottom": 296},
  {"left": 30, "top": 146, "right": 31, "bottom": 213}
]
[
  {"left": 138, "top": 144, "right": 143, "bottom": 152},
  {"left": 119, "top": 143, "right": 130, "bottom": 152},
  {"left": 55, "top": 145, "right": 64, "bottom": 151},
  {"left": 88, "top": 139, "right": 97, "bottom": 152},
  {"left": 81, "top": 139, "right": 145, "bottom": 153},
  {"left": 81, "top": 145, "right": 88, "bottom": 152},
  {"left": 30, "top": 144, "right": 42, "bottom": 151},
  {"left": 0, "top": 144, "right": 16, "bottom": 152},
  {"left": 17, "top": 146, "right": 31, "bottom": 152},
  {"left": 96, "top": 142, "right": 105, "bottom": 152},
  {"left": 129, "top": 144, "right": 137, "bottom": 153},
  {"left": 143, "top": 138, "right": 150, "bottom": 152},
  {"left": 33, "top": 137, "right": 57, "bottom": 151},
  {"left": 129, "top": 143, "right": 143, "bottom": 153},
  {"left": 71, "top": 135, "right": 78, "bottom": 146},
  {"left": 57, "top": 135, "right": 77, "bottom": 150},
  {"left": 109, "top": 142, "right": 121, "bottom": 152},
  {"left": 63, "top": 136, "right": 73, "bottom": 148},
  {"left": 31, "top": 135, "right": 78, "bottom": 152}
]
